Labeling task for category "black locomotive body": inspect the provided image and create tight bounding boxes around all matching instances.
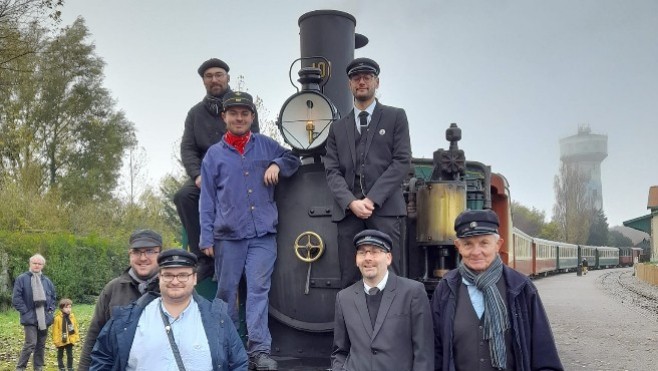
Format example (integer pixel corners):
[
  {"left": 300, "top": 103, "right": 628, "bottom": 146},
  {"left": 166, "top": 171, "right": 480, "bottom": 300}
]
[{"left": 269, "top": 10, "right": 513, "bottom": 361}]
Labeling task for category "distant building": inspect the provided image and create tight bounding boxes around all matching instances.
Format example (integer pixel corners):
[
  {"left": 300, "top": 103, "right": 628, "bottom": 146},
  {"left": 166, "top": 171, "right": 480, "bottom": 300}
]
[
  {"left": 559, "top": 124, "right": 608, "bottom": 210},
  {"left": 624, "top": 186, "right": 658, "bottom": 261}
]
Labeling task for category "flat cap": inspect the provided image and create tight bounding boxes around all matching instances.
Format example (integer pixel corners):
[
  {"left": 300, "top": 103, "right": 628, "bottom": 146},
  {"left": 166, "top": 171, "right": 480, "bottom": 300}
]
[
  {"left": 353, "top": 229, "right": 392, "bottom": 252},
  {"left": 129, "top": 229, "right": 162, "bottom": 249},
  {"left": 157, "top": 249, "right": 198, "bottom": 268},
  {"left": 222, "top": 91, "right": 256, "bottom": 113},
  {"left": 198, "top": 58, "right": 230, "bottom": 76},
  {"left": 454, "top": 209, "right": 500, "bottom": 238},
  {"left": 346, "top": 57, "right": 380, "bottom": 77}
]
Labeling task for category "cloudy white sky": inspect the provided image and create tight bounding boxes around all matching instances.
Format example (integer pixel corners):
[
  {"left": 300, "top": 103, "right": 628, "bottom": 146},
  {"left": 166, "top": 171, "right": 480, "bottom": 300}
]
[{"left": 59, "top": 0, "right": 658, "bottom": 227}]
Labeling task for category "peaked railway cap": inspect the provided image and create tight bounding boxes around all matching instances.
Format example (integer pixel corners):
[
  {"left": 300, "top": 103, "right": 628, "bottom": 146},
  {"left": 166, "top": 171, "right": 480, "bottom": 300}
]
[
  {"left": 222, "top": 91, "right": 256, "bottom": 113},
  {"left": 157, "top": 249, "right": 198, "bottom": 268},
  {"left": 454, "top": 209, "right": 500, "bottom": 238},
  {"left": 346, "top": 57, "right": 380, "bottom": 77},
  {"left": 353, "top": 229, "right": 392, "bottom": 252}
]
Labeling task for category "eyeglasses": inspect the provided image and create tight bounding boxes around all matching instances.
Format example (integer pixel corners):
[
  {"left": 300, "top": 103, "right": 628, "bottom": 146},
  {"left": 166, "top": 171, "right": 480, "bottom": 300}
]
[
  {"left": 160, "top": 273, "right": 194, "bottom": 283},
  {"left": 129, "top": 248, "right": 159, "bottom": 257},
  {"left": 350, "top": 74, "right": 375, "bottom": 83},
  {"left": 356, "top": 249, "right": 386, "bottom": 257},
  {"left": 204, "top": 72, "right": 227, "bottom": 80}
]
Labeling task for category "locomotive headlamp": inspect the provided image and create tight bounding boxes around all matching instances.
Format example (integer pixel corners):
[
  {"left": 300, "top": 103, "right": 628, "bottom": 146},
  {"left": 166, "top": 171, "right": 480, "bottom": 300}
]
[{"left": 278, "top": 61, "right": 339, "bottom": 155}]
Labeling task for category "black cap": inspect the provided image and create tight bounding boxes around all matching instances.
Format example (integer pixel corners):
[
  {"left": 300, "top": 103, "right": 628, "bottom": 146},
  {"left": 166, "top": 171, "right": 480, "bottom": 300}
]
[
  {"left": 198, "top": 58, "right": 230, "bottom": 76},
  {"left": 454, "top": 209, "right": 500, "bottom": 238},
  {"left": 157, "top": 249, "right": 198, "bottom": 268},
  {"left": 130, "top": 229, "right": 162, "bottom": 249},
  {"left": 346, "top": 57, "right": 380, "bottom": 77},
  {"left": 222, "top": 91, "right": 256, "bottom": 113},
  {"left": 353, "top": 229, "right": 392, "bottom": 252}
]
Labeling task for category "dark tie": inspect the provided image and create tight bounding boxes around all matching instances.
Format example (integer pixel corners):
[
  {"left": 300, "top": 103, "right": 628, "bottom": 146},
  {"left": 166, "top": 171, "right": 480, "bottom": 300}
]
[
  {"left": 368, "top": 287, "right": 379, "bottom": 295},
  {"left": 358, "top": 111, "right": 369, "bottom": 134}
]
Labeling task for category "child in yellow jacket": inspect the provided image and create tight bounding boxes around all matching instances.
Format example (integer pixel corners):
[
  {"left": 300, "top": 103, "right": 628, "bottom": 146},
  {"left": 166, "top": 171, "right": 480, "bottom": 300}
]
[{"left": 52, "top": 298, "right": 79, "bottom": 371}]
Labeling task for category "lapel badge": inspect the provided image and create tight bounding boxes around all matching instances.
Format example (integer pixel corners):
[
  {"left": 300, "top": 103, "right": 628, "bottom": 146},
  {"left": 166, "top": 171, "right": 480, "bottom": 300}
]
[{"left": 379, "top": 129, "right": 386, "bottom": 135}]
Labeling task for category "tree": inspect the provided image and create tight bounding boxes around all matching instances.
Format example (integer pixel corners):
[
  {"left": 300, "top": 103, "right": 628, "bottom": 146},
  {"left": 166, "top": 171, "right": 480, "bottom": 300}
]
[
  {"left": 587, "top": 208, "right": 609, "bottom": 245},
  {"left": 0, "top": 0, "right": 64, "bottom": 79},
  {"left": 538, "top": 221, "right": 561, "bottom": 241},
  {"left": 511, "top": 201, "right": 546, "bottom": 237},
  {"left": 552, "top": 162, "right": 595, "bottom": 244},
  {"left": 1, "top": 18, "right": 136, "bottom": 204},
  {"left": 608, "top": 230, "right": 632, "bottom": 247}
]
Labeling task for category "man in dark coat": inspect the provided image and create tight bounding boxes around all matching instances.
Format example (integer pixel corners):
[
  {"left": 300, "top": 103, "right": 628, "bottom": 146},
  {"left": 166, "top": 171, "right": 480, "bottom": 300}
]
[
  {"left": 174, "top": 58, "right": 260, "bottom": 280},
  {"left": 78, "top": 230, "right": 162, "bottom": 371},
  {"left": 12, "top": 253, "right": 57, "bottom": 371},
  {"left": 332, "top": 229, "right": 434, "bottom": 371},
  {"left": 324, "top": 57, "right": 411, "bottom": 288},
  {"left": 431, "top": 209, "right": 563, "bottom": 371}
]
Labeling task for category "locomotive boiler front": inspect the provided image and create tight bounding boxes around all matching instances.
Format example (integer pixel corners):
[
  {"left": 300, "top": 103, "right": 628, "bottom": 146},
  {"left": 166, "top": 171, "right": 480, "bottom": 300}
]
[{"left": 270, "top": 10, "right": 364, "bottom": 359}]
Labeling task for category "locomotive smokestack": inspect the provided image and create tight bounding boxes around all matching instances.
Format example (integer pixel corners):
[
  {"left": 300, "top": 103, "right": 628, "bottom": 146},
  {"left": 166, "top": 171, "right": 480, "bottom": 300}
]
[{"left": 298, "top": 10, "right": 368, "bottom": 117}]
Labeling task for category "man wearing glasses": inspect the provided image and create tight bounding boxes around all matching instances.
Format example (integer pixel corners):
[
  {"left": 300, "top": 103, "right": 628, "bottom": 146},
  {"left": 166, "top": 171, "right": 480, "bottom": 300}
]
[
  {"left": 90, "top": 249, "right": 247, "bottom": 370},
  {"left": 332, "top": 230, "right": 433, "bottom": 371},
  {"left": 78, "top": 229, "right": 163, "bottom": 371},
  {"left": 174, "top": 58, "right": 260, "bottom": 282},
  {"left": 324, "top": 57, "right": 412, "bottom": 289}
]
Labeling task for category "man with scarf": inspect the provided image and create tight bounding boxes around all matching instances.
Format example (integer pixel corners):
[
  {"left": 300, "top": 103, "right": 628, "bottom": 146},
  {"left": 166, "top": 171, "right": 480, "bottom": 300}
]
[
  {"left": 199, "top": 91, "right": 300, "bottom": 371},
  {"left": 175, "top": 58, "right": 260, "bottom": 282},
  {"left": 12, "top": 253, "right": 57, "bottom": 371},
  {"left": 431, "top": 210, "right": 563, "bottom": 371},
  {"left": 78, "top": 229, "right": 162, "bottom": 371}
]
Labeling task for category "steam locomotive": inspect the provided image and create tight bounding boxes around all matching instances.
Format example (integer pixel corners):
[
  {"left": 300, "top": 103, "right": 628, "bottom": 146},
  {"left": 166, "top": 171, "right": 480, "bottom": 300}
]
[
  {"left": 268, "top": 10, "right": 513, "bottom": 361},
  {"left": 263, "top": 9, "right": 636, "bottom": 367}
]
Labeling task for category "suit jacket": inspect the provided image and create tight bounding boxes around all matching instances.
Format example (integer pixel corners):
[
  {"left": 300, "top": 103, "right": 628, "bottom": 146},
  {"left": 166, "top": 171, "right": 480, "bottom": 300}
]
[
  {"left": 332, "top": 274, "right": 434, "bottom": 371},
  {"left": 324, "top": 101, "right": 411, "bottom": 221}
]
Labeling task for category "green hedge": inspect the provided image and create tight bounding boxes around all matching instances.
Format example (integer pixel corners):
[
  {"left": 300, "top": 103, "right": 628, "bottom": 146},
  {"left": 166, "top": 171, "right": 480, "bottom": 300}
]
[{"left": 0, "top": 232, "right": 128, "bottom": 310}]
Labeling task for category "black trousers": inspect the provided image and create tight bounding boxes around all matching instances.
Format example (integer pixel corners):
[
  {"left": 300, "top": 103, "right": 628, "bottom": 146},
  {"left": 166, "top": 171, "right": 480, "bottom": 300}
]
[
  {"left": 337, "top": 213, "right": 402, "bottom": 288},
  {"left": 57, "top": 344, "right": 73, "bottom": 370},
  {"left": 173, "top": 179, "right": 215, "bottom": 281}
]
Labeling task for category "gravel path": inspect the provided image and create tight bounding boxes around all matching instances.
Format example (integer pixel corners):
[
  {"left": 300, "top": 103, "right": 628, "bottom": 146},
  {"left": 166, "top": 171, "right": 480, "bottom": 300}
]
[{"left": 534, "top": 267, "right": 658, "bottom": 370}]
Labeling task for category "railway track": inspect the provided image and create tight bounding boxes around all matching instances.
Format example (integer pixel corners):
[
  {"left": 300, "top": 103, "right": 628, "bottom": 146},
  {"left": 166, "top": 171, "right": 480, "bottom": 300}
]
[{"left": 598, "top": 268, "right": 658, "bottom": 319}]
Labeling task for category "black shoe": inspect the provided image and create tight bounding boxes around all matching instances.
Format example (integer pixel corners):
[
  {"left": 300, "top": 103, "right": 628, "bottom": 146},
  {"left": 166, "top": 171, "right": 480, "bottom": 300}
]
[{"left": 249, "top": 353, "right": 278, "bottom": 370}]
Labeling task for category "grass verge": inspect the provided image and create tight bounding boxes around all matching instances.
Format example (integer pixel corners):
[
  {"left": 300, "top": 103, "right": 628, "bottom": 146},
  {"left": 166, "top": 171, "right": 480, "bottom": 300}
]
[{"left": 0, "top": 304, "right": 95, "bottom": 371}]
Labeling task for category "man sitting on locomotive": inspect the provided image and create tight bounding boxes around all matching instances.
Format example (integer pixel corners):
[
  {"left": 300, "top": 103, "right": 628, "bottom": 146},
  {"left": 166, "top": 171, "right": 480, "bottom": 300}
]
[{"left": 431, "top": 209, "right": 563, "bottom": 371}]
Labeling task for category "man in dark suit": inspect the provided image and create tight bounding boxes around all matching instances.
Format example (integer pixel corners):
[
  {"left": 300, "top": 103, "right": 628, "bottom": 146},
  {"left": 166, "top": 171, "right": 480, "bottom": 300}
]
[
  {"left": 332, "top": 230, "right": 434, "bottom": 371},
  {"left": 325, "top": 57, "right": 412, "bottom": 288}
]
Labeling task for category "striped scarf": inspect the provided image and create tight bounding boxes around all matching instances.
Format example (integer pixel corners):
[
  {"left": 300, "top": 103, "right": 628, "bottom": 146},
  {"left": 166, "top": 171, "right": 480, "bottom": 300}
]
[
  {"left": 31, "top": 273, "right": 47, "bottom": 330},
  {"left": 458, "top": 255, "right": 509, "bottom": 369}
]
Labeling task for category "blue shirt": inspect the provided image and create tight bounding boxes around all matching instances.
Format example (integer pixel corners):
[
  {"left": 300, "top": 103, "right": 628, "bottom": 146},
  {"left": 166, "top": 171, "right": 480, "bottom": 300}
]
[
  {"left": 127, "top": 298, "right": 213, "bottom": 371},
  {"left": 199, "top": 133, "right": 300, "bottom": 247},
  {"left": 462, "top": 277, "right": 484, "bottom": 319}
]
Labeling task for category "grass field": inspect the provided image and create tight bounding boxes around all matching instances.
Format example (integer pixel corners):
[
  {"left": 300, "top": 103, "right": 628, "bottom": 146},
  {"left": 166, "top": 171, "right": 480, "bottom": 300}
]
[{"left": 0, "top": 304, "right": 95, "bottom": 371}]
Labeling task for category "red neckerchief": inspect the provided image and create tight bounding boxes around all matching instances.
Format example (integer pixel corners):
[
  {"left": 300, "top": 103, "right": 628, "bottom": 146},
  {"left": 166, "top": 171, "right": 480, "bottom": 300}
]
[{"left": 224, "top": 131, "right": 251, "bottom": 155}]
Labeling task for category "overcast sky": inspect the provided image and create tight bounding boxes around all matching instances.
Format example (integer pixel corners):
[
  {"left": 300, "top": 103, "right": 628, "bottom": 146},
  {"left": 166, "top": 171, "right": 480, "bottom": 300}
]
[{"left": 59, "top": 0, "right": 658, "bottom": 227}]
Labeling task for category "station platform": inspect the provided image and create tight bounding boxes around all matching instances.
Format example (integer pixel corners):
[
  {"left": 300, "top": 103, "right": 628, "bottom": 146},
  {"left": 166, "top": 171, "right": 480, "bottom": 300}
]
[{"left": 534, "top": 267, "right": 658, "bottom": 370}]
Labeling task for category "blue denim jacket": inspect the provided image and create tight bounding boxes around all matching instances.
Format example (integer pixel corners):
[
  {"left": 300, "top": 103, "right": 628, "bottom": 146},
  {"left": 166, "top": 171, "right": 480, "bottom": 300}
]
[
  {"left": 199, "top": 133, "right": 300, "bottom": 248},
  {"left": 90, "top": 292, "right": 247, "bottom": 371}
]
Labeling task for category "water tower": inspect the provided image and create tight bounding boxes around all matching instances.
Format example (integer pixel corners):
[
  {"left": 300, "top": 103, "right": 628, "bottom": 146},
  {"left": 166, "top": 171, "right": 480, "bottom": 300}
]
[{"left": 559, "top": 124, "right": 608, "bottom": 210}]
